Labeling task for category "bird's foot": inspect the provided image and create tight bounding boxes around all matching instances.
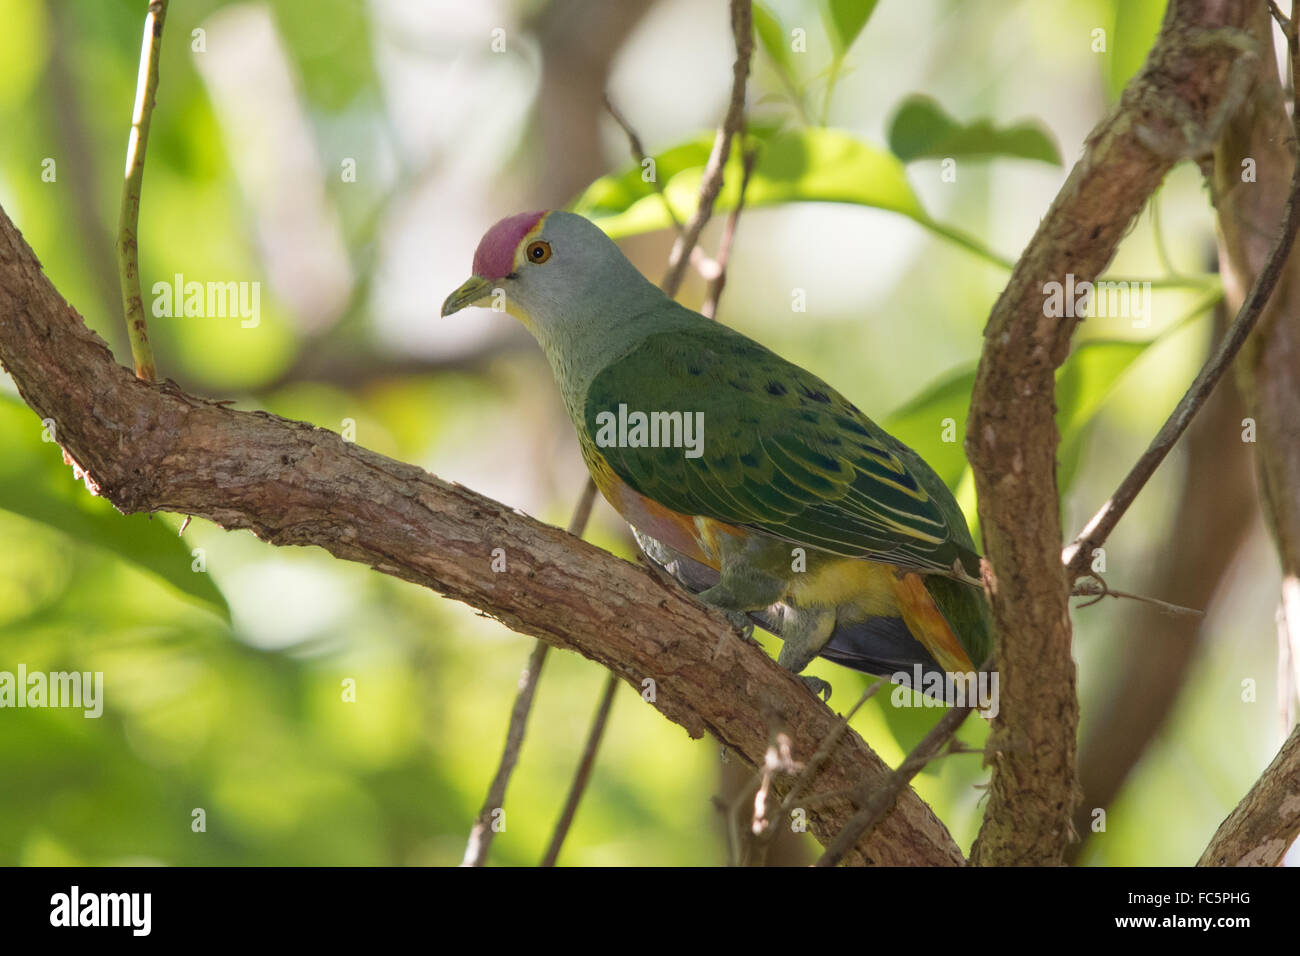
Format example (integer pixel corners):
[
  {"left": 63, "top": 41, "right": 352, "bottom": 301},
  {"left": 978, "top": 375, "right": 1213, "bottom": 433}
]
[
  {"left": 800, "top": 675, "right": 833, "bottom": 702},
  {"left": 721, "top": 609, "right": 753, "bottom": 639}
]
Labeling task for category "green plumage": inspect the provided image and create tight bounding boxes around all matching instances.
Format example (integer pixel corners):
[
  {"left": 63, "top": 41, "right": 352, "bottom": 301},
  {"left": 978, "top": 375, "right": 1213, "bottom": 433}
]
[{"left": 586, "top": 322, "right": 981, "bottom": 578}]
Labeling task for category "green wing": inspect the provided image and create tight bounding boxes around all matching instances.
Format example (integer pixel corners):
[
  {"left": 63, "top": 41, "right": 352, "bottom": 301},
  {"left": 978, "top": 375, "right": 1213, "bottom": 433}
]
[{"left": 584, "top": 323, "right": 979, "bottom": 575}]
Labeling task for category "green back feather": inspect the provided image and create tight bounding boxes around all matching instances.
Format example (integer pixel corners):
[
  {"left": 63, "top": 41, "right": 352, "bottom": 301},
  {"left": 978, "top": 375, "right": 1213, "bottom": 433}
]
[{"left": 584, "top": 318, "right": 981, "bottom": 577}]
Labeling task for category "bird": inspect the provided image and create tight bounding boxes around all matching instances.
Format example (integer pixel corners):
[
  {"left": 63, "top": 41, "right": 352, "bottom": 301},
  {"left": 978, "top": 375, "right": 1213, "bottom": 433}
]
[{"left": 442, "top": 210, "right": 991, "bottom": 699}]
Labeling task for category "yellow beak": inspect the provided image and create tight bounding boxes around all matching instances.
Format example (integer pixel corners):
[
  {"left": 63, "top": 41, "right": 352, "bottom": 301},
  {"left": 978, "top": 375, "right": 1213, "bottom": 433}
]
[{"left": 440, "top": 275, "right": 494, "bottom": 317}]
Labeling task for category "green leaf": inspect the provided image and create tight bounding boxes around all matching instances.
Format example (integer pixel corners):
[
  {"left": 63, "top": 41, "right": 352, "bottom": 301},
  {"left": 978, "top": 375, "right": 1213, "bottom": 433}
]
[
  {"left": 1055, "top": 339, "right": 1150, "bottom": 490},
  {"left": 882, "top": 339, "right": 1156, "bottom": 496},
  {"left": 823, "top": 0, "right": 880, "bottom": 56},
  {"left": 884, "top": 365, "right": 977, "bottom": 489},
  {"left": 752, "top": 2, "right": 794, "bottom": 78},
  {"left": 0, "top": 396, "right": 230, "bottom": 620},
  {"left": 887, "top": 95, "right": 1062, "bottom": 165},
  {"left": 572, "top": 126, "right": 925, "bottom": 238}
]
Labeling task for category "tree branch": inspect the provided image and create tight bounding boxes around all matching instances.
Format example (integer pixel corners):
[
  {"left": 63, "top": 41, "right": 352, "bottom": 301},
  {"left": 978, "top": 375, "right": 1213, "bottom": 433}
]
[
  {"left": 965, "top": 0, "right": 1258, "bottom": 865},
  {"left": 117, "top": 0, "right": 167, "bottom": 382},
  {"left": 461, "top": 638, "right": 550, "bottom": 867},
  {"left": 0, "top": 201, "right": 962, "bottom": 867},
  {"left": 1069, "top": 305, "right": 1257, "bottom": 863}
]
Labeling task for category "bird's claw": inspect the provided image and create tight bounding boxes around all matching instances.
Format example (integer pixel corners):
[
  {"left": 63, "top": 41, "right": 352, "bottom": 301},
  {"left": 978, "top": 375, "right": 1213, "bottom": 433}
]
[
  {"left": 723, "top": 610, "right": 753, "bottom": 639},
  {"left": 800, "top": 675, "right": 833, "bottom": 702}
]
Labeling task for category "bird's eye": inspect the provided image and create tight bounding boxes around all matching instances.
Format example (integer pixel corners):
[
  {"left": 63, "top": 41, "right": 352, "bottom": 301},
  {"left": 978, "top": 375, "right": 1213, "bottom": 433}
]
[{"left": 525, "top": 240, "right": 552, "bottom": 264}]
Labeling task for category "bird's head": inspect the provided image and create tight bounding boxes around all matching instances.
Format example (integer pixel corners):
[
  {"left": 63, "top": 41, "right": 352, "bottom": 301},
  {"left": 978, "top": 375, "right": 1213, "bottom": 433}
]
[{"left": 440, "top": 210, "right": 659, "bottom": 333}]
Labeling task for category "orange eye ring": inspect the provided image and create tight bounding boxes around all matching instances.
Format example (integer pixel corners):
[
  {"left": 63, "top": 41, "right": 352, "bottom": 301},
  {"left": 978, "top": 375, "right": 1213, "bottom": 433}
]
[{"left": 525, "top": 240, "right": 552, "bottom": 264}]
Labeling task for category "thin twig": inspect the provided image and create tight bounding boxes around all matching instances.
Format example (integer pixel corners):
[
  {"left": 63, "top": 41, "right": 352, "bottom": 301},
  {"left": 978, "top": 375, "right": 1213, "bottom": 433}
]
[
  {"left": 1063, "top": 16, "right": 1300, "bottom": 582},
  {"left": 776, "top": 680, "right": 883, "bottom": 817},
  {"left": 540, "top": 670, "right": 619, "bottom": 866},
  {"left": 742, "top": 679, "right": 883, "bottom": 865},
  {"left": 1070, "top": 577, "right": 1204, "bottom": 617},
  {"left": 460, "top": 640, "right": 549, "bottom": 867},
  {"left": 744, "top": 724, "right": 797, "bottom": 865},
  {"left": 603, "top": 94, "right": 684, "bottom": 235},
  {"left": 660, "top": 0, "right": 755, "bottom": 296},
  {"left": 815, "top": 704, "right": 975, "bottom": 867},
  {"left": 460, "top": 479, "right": 598, "bottom": 866},
  {"left": 117, "top": 0, "right": 168, "bottom": 382},
  {"left": 701, "top": 141, "right": 759, "bottom": 320}
]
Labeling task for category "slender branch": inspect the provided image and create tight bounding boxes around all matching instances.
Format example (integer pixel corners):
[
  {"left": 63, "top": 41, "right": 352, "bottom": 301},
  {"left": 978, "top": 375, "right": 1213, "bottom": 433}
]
[
  {"left": 1071, "top": 577, "right": 1205, "bottom": 617},
  {"left": 701, "top": 141, "right": 758, "bottom": 320},
  {"left": 461, "top": 638, "right": 550, "bottom": 867},
  {"left": 776, "top": 681, "right": 883, "bottom": 819},
  {"left": 816, "top": 705, "right": 975, "bottom": 867},
  {"left": 116, "top": 0, "right": 168, "bottom": 382},
  {"left": 660, "top": 0, "right": 754, "bottom": 295},
  {"left": 461, "top": 478, "right": 597, "bottom": 866},
  {"left": 1063, "top": 49, "right": 1300, "bottom": 580},
  {"left": 603, "top": 94, "right": 684, "bottom": 235},
  {"left": 742, "top": 724, "right": 797, "bottom": 866},
  {"left": 540, "top": 669, "right": 618, "bottom": 867},
  {"left": 743, "top": 679, "right": 884, "bottom": 866}
]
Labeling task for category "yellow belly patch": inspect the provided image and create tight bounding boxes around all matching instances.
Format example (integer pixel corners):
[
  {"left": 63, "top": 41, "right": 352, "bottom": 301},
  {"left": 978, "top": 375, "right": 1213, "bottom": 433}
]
[{"left": 788, "top": 555, "right": 900, "bottom": 617}]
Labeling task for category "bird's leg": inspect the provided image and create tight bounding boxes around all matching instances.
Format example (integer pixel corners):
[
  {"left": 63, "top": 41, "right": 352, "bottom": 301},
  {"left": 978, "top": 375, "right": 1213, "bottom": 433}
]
[
  {"left": 776, "top": 605, "right": 837, "bottom": 702},
  {"left": 695, "top": 571, "right": 783, "bottom": 640},
  {"left": 694, "top": 534, "right": 787, "bottom": 639},
  {"left": 695, "top": 533, "right": 835, "bottom": 700}
]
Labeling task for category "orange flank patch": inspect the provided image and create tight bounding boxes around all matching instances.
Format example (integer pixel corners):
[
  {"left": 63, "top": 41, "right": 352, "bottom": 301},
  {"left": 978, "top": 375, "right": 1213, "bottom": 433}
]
[
  {"left": 584, "top": 445, "right": 736, "bottom": 568},
  {"left": 892, "top": 572, "right": 974, "bottom": 674}
]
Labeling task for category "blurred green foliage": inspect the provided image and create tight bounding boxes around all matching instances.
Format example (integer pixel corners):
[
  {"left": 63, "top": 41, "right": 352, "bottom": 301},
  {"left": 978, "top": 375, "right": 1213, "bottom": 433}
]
[{"left": 0, "top": 0, "right": 1287, "bottom": 867}]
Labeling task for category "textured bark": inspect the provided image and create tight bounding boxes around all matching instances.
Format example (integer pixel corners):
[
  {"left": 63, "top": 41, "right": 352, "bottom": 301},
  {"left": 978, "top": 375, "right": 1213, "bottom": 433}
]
[
  {"left": 0, "top": 203, "right": 962, "bottom": 867},
  {"left": 966, "top": 0, "right": 1256, "bottom": 865}
]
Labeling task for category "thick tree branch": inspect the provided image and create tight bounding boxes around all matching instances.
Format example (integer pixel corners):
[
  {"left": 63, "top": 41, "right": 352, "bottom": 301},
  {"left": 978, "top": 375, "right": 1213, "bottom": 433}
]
[
  {"left": 965, "top": 0, "right": 1257, "bottom": 865},
  {"left": 0, "top": 203, "right": 961, "bottom": 867}
]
